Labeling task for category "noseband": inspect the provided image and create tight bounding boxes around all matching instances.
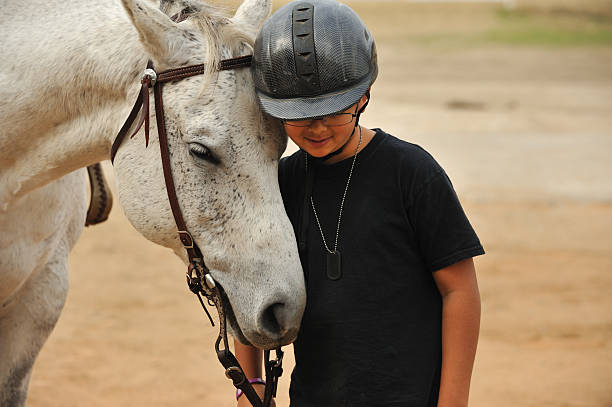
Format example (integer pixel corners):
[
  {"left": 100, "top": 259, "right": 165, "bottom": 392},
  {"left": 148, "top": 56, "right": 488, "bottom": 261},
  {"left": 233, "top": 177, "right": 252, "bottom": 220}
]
[{"left": 110, "top": 15, "right": 282, "bottom": 407}]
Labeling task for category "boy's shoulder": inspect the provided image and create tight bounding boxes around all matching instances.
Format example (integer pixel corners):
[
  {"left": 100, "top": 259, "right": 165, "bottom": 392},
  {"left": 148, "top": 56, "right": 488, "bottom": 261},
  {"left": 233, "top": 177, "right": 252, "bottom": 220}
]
[
  {"left": 374, "top": 129, "right": 432, "bottom": 158},
  {"left": 370, "top": 128, "right": 444, "bottom": 180}
]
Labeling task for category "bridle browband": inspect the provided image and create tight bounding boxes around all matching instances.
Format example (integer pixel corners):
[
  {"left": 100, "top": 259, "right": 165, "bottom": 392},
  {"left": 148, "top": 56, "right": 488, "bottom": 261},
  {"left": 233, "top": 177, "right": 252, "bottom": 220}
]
[
  {"left": 110, "top": 14, "right": 282, "bottom": 407},
  {"left": 110, "top": 55, "right": 253, "bottom": 162}
]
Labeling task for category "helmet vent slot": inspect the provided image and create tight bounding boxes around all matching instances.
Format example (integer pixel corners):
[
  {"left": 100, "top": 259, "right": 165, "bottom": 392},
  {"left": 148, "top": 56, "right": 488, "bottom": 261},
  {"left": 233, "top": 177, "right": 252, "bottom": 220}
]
[{"left": 291, "top": 2, "right": 320, "bottom": 94}]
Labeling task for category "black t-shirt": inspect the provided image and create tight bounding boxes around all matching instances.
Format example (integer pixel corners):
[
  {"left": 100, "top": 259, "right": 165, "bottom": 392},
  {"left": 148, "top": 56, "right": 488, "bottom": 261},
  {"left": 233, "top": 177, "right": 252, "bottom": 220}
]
[{"left": 278, "top": 129, "right": 484, "bottom": 407}]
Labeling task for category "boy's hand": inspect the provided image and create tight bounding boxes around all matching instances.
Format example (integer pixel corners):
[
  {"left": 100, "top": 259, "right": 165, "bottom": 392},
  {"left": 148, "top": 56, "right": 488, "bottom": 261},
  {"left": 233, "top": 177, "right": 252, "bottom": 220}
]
[{"left": 237, "top": 383, "right": 276, "bottom": 407}]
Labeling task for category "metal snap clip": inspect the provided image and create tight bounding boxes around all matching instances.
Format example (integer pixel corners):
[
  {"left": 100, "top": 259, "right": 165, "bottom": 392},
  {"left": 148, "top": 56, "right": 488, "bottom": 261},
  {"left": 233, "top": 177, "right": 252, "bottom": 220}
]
[{"left": 205, "top": 273, "right": 216, "bottom": 290}]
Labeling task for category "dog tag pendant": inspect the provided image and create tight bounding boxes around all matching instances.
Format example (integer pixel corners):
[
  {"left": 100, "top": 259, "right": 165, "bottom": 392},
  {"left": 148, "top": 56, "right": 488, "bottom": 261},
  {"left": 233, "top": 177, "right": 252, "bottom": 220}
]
[{"left": 326, "top": 251, "right": 342, "bottom": 280}]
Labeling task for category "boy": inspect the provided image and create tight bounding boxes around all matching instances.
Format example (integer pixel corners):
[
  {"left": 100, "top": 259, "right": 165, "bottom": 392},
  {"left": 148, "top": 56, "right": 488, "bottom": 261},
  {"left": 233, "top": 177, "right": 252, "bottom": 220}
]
[{"left": 236, "top": 1, "right": 484, "bottom": 406}]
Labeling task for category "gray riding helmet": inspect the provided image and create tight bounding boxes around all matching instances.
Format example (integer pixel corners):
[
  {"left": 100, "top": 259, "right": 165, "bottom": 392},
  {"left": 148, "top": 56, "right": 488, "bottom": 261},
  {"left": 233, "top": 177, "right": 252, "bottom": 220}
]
[{"left": 251, "top": 0, "right": 378, "bottom": 121}]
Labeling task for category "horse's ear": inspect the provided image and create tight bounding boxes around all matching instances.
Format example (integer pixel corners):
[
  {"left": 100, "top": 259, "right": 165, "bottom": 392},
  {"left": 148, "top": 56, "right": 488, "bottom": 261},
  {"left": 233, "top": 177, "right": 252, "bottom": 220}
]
[
  {"left": 159, "top": 0, "right": 203, "bottom": 18},
  {"left": 121, "top": 0, "right": 184, "bottom": 65},
  {"left": 231, "top": 0, "right": 272, "bottom": 40},
  {"left": 159, "top": 0, "right": 183, "bottom": 17}
]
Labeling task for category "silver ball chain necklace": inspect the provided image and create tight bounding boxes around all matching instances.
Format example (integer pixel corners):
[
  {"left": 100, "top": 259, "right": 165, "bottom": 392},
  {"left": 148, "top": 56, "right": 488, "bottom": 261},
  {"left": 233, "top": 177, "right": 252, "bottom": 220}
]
[{"left": 306, "top": 126, "right": 363, "bottom": 281}]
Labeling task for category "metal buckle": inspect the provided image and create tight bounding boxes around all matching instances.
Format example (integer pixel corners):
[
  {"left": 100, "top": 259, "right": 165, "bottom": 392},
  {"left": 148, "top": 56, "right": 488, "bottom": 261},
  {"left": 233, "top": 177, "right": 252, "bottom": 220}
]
[
  {"left": 178, "top": 230, "right": 194, "bottom": 249},
  {"left": 225, "top": 366, "right": 245, "bottom": 385},
  {"left": 141, "top": 68, "right": 157, "bottom": 86}
]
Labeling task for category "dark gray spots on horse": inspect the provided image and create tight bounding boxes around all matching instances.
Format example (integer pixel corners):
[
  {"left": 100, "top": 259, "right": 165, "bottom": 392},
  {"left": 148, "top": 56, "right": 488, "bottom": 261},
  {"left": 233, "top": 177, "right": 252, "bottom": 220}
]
[{"left": 182, "top": 31, "right": 198, "bottom": 43}]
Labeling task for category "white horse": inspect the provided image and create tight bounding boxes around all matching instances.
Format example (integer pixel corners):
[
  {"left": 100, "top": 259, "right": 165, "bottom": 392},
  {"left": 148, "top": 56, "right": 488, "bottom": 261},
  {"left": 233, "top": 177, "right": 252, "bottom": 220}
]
[{"left": 0, "top": 0, "right": 306, "bottom": 404}]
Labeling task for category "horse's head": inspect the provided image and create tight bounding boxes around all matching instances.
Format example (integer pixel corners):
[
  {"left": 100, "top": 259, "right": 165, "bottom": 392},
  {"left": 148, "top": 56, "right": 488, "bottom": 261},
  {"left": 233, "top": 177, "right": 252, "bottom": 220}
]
[{"left": 113, "top": 0, "right": 305, "bottom": 348}]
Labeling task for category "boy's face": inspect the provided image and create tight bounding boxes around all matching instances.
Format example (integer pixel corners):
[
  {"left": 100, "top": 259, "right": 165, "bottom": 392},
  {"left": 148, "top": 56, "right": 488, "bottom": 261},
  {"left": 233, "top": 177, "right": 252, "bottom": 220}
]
[{"left": 283, "top": 93, "right": 368, "bottom": 160}]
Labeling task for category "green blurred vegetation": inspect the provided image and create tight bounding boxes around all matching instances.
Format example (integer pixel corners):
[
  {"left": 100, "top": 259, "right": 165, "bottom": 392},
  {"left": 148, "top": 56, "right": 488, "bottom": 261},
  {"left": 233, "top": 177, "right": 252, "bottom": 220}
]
[
  {"left": 480, "top": 9, "right": 612, "bottom": 46},
  {"left": 389, "top": 8, "right": 612, "bottom": 47}
]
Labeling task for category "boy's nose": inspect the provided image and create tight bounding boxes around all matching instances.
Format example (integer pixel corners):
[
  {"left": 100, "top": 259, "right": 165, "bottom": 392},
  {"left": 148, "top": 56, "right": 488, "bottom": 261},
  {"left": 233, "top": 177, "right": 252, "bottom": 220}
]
[{"left": 308, "top": 119, "right": 327, "bottom": 133}]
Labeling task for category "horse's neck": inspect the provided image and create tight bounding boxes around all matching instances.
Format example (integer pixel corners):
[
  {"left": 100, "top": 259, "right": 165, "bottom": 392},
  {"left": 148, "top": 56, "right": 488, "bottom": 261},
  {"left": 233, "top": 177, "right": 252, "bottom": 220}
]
[{"left": 0, "top": 1, "right": 147, "bottom": 209}]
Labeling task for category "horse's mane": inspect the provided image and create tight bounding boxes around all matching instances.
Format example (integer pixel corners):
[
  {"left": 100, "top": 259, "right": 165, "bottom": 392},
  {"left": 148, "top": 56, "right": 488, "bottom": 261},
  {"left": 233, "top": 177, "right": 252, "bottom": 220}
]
[{"left": 161, "top": 1, "right": 254, "bottom": 91}]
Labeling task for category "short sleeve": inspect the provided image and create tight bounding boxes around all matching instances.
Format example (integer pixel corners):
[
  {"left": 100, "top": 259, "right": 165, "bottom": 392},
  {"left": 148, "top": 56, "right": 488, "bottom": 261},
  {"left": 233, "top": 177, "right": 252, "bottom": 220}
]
[{"left": 407, "top": 169, "right": 484, "bottom": 272}]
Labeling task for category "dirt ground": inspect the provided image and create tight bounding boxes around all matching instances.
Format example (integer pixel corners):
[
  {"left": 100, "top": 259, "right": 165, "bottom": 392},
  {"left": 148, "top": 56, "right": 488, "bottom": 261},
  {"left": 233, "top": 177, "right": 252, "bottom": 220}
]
[{"left": 24, "top": 2, "right": 612, "bottom": 407}]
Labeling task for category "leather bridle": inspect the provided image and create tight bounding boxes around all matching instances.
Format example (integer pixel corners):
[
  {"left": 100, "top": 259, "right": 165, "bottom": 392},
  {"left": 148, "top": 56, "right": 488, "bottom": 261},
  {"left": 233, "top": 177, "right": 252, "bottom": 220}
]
[{"left": 109, "top": 13, "right": 283, "bottom": 407}]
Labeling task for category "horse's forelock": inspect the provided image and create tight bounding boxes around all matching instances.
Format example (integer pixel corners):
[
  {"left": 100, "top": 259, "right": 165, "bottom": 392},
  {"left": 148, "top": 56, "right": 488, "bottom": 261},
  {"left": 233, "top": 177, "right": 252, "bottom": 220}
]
[{"left": 171, "top": 1, "right": 255, "bottom": 93}]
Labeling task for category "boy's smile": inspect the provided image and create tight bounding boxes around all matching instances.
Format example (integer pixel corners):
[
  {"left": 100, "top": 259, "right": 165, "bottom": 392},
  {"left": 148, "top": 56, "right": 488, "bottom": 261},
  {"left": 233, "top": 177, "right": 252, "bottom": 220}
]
[{"left": 303, "top": 135, "right": 332, "bottom": 147}]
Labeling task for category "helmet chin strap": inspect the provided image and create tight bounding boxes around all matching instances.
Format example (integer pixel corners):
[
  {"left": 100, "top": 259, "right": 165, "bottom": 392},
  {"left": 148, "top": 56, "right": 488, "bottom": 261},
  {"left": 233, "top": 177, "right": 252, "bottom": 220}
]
[{"left": 311, "top": 91, "right": 370, "bottom": 162}]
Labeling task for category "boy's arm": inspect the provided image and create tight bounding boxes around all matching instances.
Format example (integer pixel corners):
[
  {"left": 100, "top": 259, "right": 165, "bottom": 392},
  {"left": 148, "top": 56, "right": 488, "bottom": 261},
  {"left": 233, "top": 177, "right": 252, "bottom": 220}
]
[
  {"left": 234, "top": 340, "right": 271, "bottom": 407},
  {"left": 433, "top": 257, "right": 481, "bottom": 407}
]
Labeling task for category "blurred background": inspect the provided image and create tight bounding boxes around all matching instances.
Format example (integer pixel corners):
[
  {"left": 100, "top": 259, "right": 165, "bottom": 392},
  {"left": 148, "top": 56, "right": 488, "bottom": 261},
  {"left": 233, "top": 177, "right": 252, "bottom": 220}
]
[{"left": 27, "top": 0, "right": 612, "bottom": 406}]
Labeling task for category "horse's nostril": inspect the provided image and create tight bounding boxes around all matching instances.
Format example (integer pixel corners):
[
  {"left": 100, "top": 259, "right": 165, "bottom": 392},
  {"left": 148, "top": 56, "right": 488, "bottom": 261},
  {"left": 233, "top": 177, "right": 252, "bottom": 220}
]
[{"left": 260, "top": 302, "right": 286, "bottom": 336}]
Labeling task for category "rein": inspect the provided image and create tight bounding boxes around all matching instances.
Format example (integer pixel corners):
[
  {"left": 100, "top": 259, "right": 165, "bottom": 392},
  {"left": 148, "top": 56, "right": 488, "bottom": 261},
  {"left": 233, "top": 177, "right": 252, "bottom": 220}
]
[{"left": 110, "top": 17, "right": 282, "bottom": 407}]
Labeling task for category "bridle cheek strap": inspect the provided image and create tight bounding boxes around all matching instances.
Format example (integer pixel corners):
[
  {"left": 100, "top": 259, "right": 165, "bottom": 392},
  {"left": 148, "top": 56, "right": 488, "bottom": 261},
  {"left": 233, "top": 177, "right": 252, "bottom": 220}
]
[{"left": 153, "top": 82, "right": 200, "bottom": 261}]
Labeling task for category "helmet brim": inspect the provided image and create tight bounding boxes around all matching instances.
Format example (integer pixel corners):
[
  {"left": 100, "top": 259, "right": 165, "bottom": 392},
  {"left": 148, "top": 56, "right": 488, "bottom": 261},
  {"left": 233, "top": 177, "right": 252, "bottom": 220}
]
[{"left": 255, "top": 73, "right": 373, "bottom": 121}]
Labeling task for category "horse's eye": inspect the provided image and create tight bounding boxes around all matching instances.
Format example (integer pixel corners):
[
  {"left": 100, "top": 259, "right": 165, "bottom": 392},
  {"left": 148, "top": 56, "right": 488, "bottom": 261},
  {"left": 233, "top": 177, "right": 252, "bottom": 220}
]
[{"left": 189, "top": 143, "right": 219, "bottom": 164}]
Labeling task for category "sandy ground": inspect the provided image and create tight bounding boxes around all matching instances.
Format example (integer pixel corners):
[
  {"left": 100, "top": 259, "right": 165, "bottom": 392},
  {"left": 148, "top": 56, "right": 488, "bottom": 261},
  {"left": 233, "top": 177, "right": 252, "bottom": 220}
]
[{"left": 21, "top": 2, "right": 612, "bottom": 407}]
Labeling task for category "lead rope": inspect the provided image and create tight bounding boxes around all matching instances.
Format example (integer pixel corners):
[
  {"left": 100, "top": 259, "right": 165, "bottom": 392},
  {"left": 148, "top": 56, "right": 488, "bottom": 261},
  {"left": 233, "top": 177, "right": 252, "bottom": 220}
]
[{"left": 187, "top": 262, "right": 283, "bottom": 407}]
